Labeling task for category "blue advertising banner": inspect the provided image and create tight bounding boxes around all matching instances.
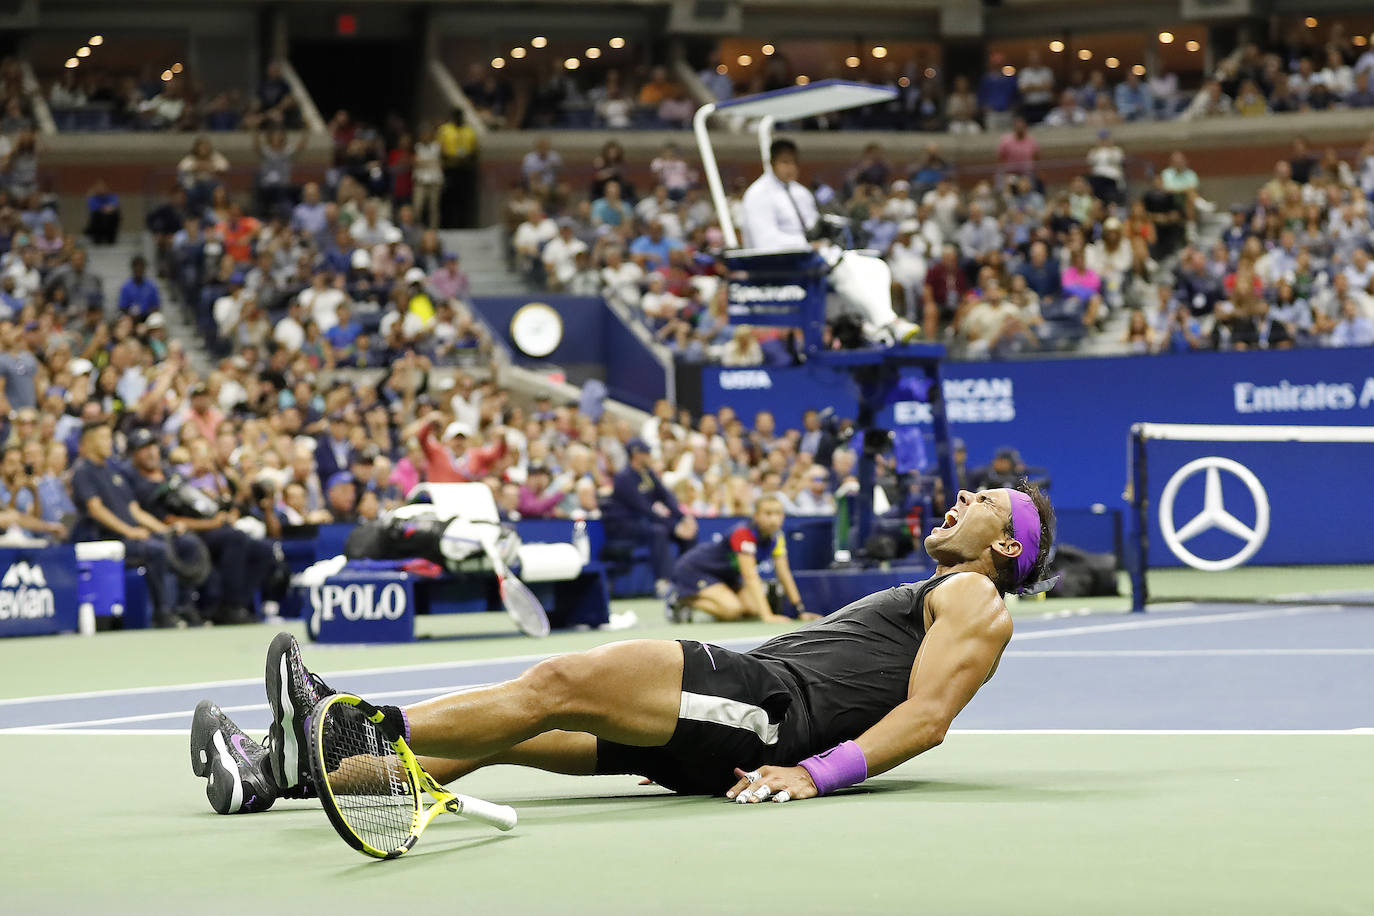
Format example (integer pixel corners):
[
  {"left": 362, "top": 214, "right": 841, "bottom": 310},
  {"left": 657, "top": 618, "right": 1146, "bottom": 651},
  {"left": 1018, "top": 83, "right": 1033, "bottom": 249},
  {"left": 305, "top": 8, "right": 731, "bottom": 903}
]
[
  {"left": 306, "top": 569, "right": 417, "bottom": 644},
  {"left": 0, "top": 546, "right": 79, "bottom": 637},
  {"left": 1141, "top": 438, "right": 1372, "bottom": 568},
  {"left": 703, "top": 346, "right": 1374, "bottom": 515}
]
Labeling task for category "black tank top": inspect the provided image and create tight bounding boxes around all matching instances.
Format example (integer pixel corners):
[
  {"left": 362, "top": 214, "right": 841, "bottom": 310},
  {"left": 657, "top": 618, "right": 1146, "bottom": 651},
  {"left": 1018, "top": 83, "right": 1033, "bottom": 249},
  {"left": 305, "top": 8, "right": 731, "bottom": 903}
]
[{"left": 749, "top": 573, "right": 959, "bottom": 752}]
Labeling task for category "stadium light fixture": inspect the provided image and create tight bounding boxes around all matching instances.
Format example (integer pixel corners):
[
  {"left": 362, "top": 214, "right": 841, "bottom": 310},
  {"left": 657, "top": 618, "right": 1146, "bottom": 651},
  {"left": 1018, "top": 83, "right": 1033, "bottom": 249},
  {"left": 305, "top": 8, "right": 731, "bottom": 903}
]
[
  {"left": 586, "top": 47, "right": 601, "bottom": 59},
  {"left": 1131, "top": 64, "right": 1146, "bottom": 76},
  {"left": 1355, "top": 36, "right": 1369, "bottom": 47},
  {"left": 492, "top": 57, "right": 506, "bottom": 69},
  {"left": 532, "top": 36, "right": 547, "bottom": 49},
  {"left": 845, "top": 55, "right": 860, "bottom": 68},
  {"left": 737, "top": 54, "right": 752, "bottom": 66},
  {"left": 171, "top": 62, "right": 183, "bottom": 73},
  {"left": 762, "top": 43, "right": 775, "bottom": 56},
  {"left": 563, "top": 57, "right": 579, "bottom": 70},
  {"left": 1049, "top": 40, "right": 1065, "bottom": 53},
  {"left": 1077, "top": 48, "right": 1092, "bottom": 60},
  {"left": 924, "top": 67, "right": 936, "bottom": 78},
  {"left": 1186, "top": 40, "right": 1200, "bottom": 51},
  {"left": 1106, "top": 57, "right": 1119, "bottom": 68},
  {"left": 716, "top": 64, "right": 728, "bottom": 75},
  {"left": 609, "top": 37, "right": 625, "bottom": 49},
  {"left": 898, "top": 76, "right": 910, "bottom": 88},
  {"left": 64, "top": 57, "right": 78, "bottom": 68},
  {"left": 160, "top": 69, "right": 173, "bottom": 81},
  {"left": 872, "top": 46, "right": 887, "bottom": 59},
  {"left": 76, "top": 46, "right": 90, "bottom": 58},
  {"left": 1304, "top": 17, "right": 1317, "bottom": 28},
  {"left": 1158, "top": 31, "right": 1174, "bottom": 44},
  {"left": 1001, "top": 65, "right": 1015, "bottom": 76},
  {"left": 795, "top": 75, "right": 809, "bottom": 85},
  {"left": 88, "top": 35, "right": 103, "bottom": 46},
  {"left": 511, "top": 47, "right": 526, "bottom": 59}
]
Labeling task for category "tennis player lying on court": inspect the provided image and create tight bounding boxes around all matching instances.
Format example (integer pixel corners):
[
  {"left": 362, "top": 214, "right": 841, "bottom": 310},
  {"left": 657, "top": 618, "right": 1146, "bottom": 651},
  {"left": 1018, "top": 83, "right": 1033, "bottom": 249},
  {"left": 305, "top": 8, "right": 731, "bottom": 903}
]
[
  {"left": 663, "top": 495, "right": 819, "bottom": 624},
  {"left": 191, "top": 482, "right": 1052, "bottom": 812}
]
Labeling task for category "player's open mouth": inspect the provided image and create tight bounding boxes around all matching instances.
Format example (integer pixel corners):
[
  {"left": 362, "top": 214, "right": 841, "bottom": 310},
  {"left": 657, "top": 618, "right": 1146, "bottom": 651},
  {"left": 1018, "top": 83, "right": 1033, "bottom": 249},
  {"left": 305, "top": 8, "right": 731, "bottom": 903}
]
[{"left": 939, "top": 510, "right": 959, "bottom": 530}]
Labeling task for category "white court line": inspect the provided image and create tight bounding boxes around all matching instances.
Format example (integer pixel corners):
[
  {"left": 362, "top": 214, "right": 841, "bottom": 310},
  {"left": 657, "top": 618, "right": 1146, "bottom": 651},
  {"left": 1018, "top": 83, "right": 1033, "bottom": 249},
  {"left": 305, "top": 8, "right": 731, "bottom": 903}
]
[
  {"left": 1012, "top": 605, "right": 1335, "bottom": 642},
  {"left": 0, "top": 682, "right": 495, "bottom": 733},
  {"left": 952, "top": 728, "right": 1374, "bottom": 736},
  {"left": 5, "top": 727, "right": 1370, "bottom": 738},
  {"left": 1005, "top": 648, "right": 1374, "bottom": 657},
  {"left": 0, "top": 636, "right": 768, "bottom": 708}
]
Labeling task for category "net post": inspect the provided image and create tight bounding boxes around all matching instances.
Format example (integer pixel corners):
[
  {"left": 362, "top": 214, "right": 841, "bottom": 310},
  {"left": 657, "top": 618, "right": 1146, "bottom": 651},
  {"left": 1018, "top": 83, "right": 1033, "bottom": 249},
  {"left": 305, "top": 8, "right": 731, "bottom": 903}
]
[{"left": 1127, "top": 423, "right": 1148, "bottom": 612}]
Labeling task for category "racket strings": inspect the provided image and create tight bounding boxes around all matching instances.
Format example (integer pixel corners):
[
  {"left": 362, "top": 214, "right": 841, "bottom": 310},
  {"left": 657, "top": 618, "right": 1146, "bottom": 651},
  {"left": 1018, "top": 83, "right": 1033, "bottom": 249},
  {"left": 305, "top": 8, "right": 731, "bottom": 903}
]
[{"left": 320, "top": 702, "right": 416, "bottom": 852}]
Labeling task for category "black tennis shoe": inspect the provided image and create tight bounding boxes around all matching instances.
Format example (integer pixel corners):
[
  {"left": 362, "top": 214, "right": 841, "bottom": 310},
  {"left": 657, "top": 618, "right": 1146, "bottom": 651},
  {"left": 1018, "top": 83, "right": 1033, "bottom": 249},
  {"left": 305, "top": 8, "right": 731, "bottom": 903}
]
[
  {"left": 265, "top": 631, "right": 335, "bottom": 791},
  {"left": 189, "top": 700, "right": 278, "bottom": 815}
]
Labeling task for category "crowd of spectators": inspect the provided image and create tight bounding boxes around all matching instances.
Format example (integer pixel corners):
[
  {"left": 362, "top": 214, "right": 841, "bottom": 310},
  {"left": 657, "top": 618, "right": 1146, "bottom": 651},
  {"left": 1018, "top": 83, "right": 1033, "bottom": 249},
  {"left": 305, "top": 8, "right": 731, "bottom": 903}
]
[
  {"left": 45, "top": 61, "right": 299, "bottom": 132},
  {"left": 1137, "top": 133, "right": 1374, "bottom": 353},
  {"left": 462, "top": 62, "right": 698, "bottom": 130},
  {"left": 506, "top": 128, "right": 1194, "bottom": 362}
]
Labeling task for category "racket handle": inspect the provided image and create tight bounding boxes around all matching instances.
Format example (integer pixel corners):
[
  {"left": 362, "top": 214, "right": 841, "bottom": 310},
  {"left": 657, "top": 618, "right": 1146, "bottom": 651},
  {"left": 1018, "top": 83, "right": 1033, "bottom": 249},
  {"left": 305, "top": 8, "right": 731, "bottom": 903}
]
[{"left": 453, "top": 793, "right": 518, "bottom": 831}]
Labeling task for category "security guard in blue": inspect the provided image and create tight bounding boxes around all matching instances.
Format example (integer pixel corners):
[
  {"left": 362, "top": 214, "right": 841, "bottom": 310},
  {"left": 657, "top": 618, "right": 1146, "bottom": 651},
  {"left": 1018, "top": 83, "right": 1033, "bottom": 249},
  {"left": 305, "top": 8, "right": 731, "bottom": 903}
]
[{"left": 601, "top": 438, "right": 698, "bottom": 598}]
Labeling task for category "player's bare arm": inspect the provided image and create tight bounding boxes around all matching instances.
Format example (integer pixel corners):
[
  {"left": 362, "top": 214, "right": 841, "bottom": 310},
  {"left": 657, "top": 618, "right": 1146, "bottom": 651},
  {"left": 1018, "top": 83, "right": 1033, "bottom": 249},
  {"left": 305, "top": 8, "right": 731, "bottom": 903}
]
[{"left": 728, "top": 572, "right": 1012, "bottom": 802}]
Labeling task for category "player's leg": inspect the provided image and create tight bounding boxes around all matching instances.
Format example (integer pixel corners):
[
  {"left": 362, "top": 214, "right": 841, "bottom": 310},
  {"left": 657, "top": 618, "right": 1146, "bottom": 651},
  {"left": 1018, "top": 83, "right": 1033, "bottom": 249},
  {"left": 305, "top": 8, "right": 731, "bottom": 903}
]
[
  {"left": 684, "top": 583, "right": 748, "bottom": 621},
  {"left": 418, "top": 730, "right": 598, "bottom": 783},
  {"left": 403, "top": 638, "right": 684, "bottom": 761}
]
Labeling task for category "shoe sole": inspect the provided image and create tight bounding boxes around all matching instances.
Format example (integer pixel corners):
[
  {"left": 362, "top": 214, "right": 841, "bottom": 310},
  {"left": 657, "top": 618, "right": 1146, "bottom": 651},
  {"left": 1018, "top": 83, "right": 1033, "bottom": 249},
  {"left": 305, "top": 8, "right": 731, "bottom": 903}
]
[
  {"left": 189, "top": 699, "right": 217, "bottom": 778},
  {"left": 205, "top": 730, "right": 245, "bottom": 815},
  {"left": 265, "top": 632, "right": 300, "bottom": 790}
]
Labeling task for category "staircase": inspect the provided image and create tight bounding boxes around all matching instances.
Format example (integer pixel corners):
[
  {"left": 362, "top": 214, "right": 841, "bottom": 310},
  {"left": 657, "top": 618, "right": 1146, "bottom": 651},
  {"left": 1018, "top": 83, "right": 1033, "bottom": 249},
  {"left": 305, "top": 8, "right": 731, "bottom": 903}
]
[
  {"left": 86, "top": 237, "right": 212, "bottom": 374},
  {"left": 439, "top": 226, "right": 530, "bottom": 296}
]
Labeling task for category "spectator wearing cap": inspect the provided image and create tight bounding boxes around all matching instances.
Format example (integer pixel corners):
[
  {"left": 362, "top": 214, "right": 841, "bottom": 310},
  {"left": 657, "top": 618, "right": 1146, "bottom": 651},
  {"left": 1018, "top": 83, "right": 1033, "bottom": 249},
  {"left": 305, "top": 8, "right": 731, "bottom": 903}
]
[
  {"left": 117, "top": 255, "right": 161, "bottom": 319},
  {"left": 603, "top": 436, "right": 698, "bottom": 597},
  {"left": 324, "top": 471, "right": 360, "bottom": 523},
  {"left": 406, "top": 410, "right": 508, "bottom": 484},
  {"left": 401, "top": 267, "right": 436, "bottom": 324},
  {"left": 970, "top": 447, "right": 1025, "bottom": 491},
  {"left": 71, "top": 421, "right": 193, "bottom": 628},
  {"left": 125, "top": 427, "right": 272, "bottom": 625}
]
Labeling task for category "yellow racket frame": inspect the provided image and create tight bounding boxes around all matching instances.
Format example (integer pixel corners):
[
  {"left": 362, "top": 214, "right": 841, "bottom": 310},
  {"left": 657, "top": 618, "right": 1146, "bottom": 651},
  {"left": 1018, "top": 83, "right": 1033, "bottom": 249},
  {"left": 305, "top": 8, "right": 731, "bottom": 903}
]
[{"left": 307, "top": 693, "right": 517, "bottom": 859}]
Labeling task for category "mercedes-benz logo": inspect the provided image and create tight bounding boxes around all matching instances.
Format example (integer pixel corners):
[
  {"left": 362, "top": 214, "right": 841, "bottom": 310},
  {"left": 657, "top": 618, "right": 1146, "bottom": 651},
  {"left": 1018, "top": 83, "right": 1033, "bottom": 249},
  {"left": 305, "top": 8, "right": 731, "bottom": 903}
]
[{"left": 1159, "top": 456, "right": 1270, "bottom": 572}]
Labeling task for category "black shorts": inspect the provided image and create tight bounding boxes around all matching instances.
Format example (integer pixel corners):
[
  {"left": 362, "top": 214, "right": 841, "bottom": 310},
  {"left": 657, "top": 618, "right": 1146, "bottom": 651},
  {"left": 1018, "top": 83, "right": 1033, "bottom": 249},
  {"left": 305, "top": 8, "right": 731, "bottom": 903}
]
[{"left": 595, "top": 640, "right": 813, "bottom": 795}]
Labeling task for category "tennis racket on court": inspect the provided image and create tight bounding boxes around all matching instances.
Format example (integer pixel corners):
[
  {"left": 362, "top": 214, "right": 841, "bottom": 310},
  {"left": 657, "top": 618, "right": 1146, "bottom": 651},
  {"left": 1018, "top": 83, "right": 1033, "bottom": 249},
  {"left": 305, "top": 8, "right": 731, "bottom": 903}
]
[
  {"left": 306, "top": 692, "right": 517, "bottom": 860},
  {"left": 480, "top": 537, "right": 551, "bottom": 638}
]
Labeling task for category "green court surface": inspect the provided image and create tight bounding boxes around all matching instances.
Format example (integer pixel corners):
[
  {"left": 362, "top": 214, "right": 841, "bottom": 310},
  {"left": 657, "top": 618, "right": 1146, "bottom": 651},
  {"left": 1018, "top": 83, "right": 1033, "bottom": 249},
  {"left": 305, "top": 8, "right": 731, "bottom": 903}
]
[
  {"left": 2, "top": 570, "right": 1372, "bottom": 915},
  {"left": 2, "top": 733, "right": 1369, "bottom": 915}
]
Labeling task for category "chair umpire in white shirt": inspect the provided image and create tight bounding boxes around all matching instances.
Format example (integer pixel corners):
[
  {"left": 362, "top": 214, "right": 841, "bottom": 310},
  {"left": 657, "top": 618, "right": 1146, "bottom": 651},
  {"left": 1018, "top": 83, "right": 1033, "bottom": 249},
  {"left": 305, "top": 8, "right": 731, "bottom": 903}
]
[{"left": 740, "top": 139, "right": 920, "bottom": 345}]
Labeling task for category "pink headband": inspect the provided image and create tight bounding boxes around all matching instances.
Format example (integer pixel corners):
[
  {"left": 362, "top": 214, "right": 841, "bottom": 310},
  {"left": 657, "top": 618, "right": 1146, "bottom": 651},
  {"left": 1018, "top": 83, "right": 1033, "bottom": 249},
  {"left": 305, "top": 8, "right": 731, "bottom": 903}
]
[{"left": 1007, "top": 490, "right": 1041, "bottom": 589}]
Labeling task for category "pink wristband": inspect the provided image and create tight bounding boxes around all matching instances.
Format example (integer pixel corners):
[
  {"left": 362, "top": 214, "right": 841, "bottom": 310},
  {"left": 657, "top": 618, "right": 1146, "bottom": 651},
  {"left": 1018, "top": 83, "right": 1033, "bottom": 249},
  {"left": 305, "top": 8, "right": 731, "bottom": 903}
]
[{"left": 798, "top": 740, "right": 868, "bottom": 795}]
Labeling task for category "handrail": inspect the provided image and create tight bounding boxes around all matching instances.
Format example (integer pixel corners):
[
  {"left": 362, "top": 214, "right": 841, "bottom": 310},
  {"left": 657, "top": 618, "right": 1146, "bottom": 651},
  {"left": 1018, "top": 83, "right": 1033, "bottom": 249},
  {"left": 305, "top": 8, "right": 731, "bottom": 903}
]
[
  {"left": 20, "top": 59, "right": 57, "bottom": 137},
  {"left": 428, "top": 57, "right": 489, "bottom": 145},
  {"left": 278, "top": 58, "right": 326, "bottom": 135}
]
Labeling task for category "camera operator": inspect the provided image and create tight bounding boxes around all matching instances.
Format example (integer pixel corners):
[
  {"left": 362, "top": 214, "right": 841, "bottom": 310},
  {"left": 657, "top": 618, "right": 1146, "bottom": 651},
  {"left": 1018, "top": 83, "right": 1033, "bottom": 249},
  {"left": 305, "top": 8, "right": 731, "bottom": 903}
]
[
  {"left": 125, "top": 427, "right": 274, "bottom": 625},
  {"left": 740, "top": 139, "right": 921, "bottom": 346}
]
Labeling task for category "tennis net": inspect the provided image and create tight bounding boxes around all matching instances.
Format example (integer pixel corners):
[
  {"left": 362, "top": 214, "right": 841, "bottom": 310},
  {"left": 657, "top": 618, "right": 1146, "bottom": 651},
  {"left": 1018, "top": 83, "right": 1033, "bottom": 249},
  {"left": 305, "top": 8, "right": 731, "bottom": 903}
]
[{"left": 1125, "top": 422, "right": 1374, "bottom": 610}]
